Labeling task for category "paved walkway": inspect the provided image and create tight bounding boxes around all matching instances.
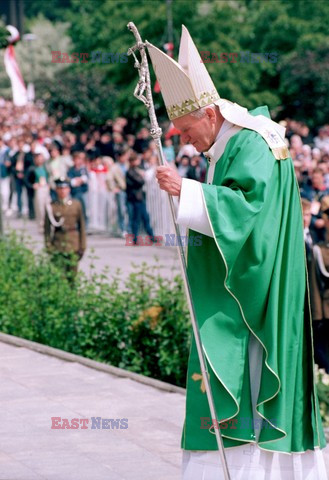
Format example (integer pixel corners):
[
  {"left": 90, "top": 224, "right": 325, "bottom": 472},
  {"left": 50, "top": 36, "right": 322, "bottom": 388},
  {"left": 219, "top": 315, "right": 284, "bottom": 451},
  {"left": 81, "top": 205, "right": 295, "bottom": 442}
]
[
  {"left": 0, "top": 214, "right": 185, "bottom": 480},
  {"left": 3, "top": 217, "right": 329, "bottom": 479},
  {"left": 4, "top": 216, "right": 181, "bottom": 281},
  {"left": 0, "top": 340, "right": 185, "bottom": 480}
]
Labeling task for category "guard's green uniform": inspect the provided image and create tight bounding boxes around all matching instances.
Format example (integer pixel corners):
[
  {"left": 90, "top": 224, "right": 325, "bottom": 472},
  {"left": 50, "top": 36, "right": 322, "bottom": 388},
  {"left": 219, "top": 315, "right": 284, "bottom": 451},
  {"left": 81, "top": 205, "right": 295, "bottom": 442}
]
[
  {"left": 182, "top": 107, "right": 326, "bottom": 453},
  {"left": 44, "top": 198, "right": 86, "bottom": 277}
]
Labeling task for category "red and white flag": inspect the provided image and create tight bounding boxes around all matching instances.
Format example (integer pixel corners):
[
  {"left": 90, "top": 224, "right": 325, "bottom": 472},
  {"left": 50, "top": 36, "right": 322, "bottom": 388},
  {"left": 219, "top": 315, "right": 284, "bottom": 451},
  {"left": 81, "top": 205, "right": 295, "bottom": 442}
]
[
  {"left": 4, "top": 44, "right": 28, "bottom": 107},
  {"left": 165, "top": 122, "right": 181, "bottom": 139}
]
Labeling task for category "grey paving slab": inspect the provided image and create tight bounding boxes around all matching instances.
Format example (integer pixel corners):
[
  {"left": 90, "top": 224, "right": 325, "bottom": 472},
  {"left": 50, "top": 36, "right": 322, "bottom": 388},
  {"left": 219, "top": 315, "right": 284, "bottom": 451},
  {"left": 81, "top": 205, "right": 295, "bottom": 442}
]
[
  {"left": 0, "top": 453, "right": 45, "bottom": 480},
  {"left": 0, "top": 341, "right": 184, "bottom": 480},
  {"left": 11, "top": 450, "right": 121, "bottom": 480}
]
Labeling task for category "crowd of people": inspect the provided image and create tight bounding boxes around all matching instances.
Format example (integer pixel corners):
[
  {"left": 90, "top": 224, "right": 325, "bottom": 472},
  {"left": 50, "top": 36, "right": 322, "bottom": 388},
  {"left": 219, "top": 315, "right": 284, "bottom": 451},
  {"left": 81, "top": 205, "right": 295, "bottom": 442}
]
[
  {"left": 0, "top": 98, "right": 203, "bottom": 240},
  {"left": 1, "top": 101, "right": 329, "bottom": 241},
  {"left": 290, "top": 120, "right": 329, "bottom": 375},
  {"left": 1, "top": 100, "right": 329, "bottom": 360}
]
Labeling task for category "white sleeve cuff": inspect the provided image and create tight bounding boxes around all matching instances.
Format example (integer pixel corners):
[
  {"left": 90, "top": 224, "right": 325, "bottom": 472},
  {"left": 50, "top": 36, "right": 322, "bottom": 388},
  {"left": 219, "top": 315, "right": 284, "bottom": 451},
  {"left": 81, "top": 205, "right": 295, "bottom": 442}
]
[{"left": 177, "top": 178, "right": 213, "bottom": 237}]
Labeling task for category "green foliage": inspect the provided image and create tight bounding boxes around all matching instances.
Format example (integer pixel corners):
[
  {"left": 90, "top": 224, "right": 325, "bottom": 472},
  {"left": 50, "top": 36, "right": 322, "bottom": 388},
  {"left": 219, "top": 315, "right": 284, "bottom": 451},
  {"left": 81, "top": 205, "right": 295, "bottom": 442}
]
[
  {"left": 279, "top": 41, "right": 329, "bottom": 127},
  {"left": 245, "top": 0, "right": 329, "bottom": 126},
  {"left": 0, "top": 232, "right": 190, "bottom": 387},
  {"left": 0, "top": 15, "right": 72, "bottom": 101},
  {"left": 0, "top": 20, "right": 11, "bottom": 96},
  {"left": 2, "top": 0, "right": 329, "bottom": 128},
  {"left": 24, "top": 0, "right": 74, "bottom": 22},
  {"left": 0, "top": 14, "right": 113, "bottom": 129},
  {"left": 59, "top": 0, "right": 328, "bottom": 126},
  {"left": 315, "top": 364, "right": 329, "bottom": 427},
  {"left": 36, "top": 66, "right": 116, "bottom": 130},
  {"left": 0, "top": 20, "right": 9, "bottom": 49},
  {"left": 65, "top": 0, "right": 190, "bottom": 122},
  {"left": 15, "top": 15, "right": 72, "bottom": 83}
]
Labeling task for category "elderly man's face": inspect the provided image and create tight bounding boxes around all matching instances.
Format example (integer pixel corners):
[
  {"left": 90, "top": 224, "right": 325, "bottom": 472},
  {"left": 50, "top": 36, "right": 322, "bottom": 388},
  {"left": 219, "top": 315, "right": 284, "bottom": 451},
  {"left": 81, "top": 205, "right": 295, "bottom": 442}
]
[{"left": 173, "top": 107, "right": 219, "bottom": 152}]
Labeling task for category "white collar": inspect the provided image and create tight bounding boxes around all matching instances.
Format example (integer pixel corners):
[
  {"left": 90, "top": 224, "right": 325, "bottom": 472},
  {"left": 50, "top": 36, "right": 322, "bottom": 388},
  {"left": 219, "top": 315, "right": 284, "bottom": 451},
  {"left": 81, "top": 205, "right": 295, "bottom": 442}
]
[{"left": 205, "top": 120, "right": 234, "bottom": 162}]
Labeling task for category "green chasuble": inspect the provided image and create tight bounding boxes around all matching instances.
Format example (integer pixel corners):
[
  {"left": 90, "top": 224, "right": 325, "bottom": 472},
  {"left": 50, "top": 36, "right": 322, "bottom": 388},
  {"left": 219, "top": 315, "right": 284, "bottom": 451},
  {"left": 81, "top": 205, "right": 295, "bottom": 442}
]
[{"left": 182, "top": 106, "right": 326, "bottom": 453}]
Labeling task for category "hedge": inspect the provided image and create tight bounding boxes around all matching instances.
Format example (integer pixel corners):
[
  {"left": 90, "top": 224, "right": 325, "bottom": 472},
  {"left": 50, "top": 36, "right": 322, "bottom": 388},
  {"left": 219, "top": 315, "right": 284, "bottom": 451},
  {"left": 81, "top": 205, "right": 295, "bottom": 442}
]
[{"left": 0, "top": 232, "right": 191, "bottom": 387}]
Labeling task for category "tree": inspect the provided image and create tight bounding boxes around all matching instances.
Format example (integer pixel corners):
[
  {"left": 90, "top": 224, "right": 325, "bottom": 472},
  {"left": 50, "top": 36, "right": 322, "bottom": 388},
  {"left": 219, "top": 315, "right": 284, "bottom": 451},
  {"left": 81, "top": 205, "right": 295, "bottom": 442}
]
[
  {"left": 12, "top": 0, "right": 329, "bottom": 127},
  {"left": 0, "top": 15, "right": 72, "bottom": 101},
  {"left": 280, "top": 42, "right": 329, "bottom": 127},
  {"left": 37, "top": 67, "right": 116, "bottom": 130},
  {"left": 0, "top": 20, "right": 12, "bottom": 97},
  {"left": 0, "top": 21, "right": 8, "bottom": 48},
  {"left": 243, "top": 0, "right": 329, "bottom": 125},
  {"left": 24, "top": 0, "right": 74, "bottom": 22},
  {"left": 15, "top": 15, "right": 72, "bottom": 84},
  {"left": 64, "top": 0, "right": 258, "bottom": 121}
]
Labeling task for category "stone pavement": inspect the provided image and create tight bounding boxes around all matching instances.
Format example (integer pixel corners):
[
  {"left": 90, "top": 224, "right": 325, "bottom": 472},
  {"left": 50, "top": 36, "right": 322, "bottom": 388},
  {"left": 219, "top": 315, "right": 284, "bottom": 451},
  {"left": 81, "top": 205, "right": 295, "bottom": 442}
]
[
  {"left": 2, "top": 217, "right": 329, "bottom": 479},
  {"left": 0, "top": 339, "right": 185, "bottom": 480},
  {"left": 2, "top": 337, "right": 329, "bottom": 480}
]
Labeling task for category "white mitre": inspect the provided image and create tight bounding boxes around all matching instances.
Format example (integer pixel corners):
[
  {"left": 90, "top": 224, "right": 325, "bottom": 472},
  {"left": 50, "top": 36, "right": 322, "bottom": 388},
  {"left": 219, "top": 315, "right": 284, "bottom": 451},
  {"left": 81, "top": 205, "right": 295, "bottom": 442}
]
[{"left": 146, "top": 26, "right": 289, "bottom": 160}]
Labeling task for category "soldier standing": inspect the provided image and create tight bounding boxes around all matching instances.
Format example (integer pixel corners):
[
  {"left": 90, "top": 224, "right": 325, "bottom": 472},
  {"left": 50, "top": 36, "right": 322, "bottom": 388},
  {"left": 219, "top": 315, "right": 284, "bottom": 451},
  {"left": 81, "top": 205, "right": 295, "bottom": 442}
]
[{"left": 44, "top": 177, "right": 86, "bottom": 280}]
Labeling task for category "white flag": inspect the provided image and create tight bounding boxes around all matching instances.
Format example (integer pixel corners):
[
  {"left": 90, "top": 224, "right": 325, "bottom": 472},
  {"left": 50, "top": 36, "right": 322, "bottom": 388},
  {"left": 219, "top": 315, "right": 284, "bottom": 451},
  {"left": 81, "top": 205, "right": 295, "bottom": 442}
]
[{"left": 4, "top": 45, "right": 28, "bottom": 107}]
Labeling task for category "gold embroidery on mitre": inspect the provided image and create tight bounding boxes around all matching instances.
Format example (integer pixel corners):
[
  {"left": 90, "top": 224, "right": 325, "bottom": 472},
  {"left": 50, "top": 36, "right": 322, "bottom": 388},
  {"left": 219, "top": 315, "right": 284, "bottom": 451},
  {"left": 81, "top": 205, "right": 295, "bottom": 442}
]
[
  {"left": 167, "top": 90, "right": 220, "bottom": 120},
  {"left": 192, "top": 372, "right": 206, "bottom": 393}
]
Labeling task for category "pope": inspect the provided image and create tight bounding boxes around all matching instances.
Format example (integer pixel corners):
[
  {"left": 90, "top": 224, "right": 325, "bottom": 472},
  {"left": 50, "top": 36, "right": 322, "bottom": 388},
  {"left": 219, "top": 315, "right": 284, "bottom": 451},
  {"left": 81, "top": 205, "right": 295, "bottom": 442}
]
[{"left": 147, "top": 26, "right": 327, "bottom": 479}]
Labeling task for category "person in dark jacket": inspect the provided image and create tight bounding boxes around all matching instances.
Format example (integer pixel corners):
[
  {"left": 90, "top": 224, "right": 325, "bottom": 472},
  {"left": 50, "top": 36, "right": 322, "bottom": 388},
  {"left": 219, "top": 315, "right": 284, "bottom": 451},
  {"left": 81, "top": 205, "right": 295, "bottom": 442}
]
[
  {"left": 67, "top": 151, "right": 89, "bottom": 223},
  {"left": 11, "top": 139, "right": 34, "bottom": 218},
  {"left": 310, "top": 196, "right": 329, "bottom": 372},
  {"left": 300, "top": 168, "right": 329, "bottom": 243},
  {"left": 186, "top": 154, "right": 207, "bottom": 183},
  {"left": 126, "top": 152, "right": 154, "bottom": 245}
]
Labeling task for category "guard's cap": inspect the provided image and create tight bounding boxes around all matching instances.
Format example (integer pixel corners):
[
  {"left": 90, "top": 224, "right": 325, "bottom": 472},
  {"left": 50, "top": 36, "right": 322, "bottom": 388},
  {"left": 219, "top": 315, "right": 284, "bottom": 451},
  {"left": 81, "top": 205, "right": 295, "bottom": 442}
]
[{"left": 55, "top": 177, "right": 71, "bottom": 188}]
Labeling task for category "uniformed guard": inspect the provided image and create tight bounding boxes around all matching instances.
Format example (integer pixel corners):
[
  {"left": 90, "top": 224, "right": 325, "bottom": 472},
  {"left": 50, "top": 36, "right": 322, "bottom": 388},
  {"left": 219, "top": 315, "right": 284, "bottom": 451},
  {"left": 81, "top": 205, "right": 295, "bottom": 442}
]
[{"left": 44, "top": 177, "right": 86, "bottom": 280}]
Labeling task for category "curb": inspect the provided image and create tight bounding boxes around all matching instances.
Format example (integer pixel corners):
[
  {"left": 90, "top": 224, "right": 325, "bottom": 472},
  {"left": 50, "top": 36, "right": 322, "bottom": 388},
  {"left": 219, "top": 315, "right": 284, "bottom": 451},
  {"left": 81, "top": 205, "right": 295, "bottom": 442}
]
[{"left": 0, "top": 332, "right": 186, "bottom": 395}]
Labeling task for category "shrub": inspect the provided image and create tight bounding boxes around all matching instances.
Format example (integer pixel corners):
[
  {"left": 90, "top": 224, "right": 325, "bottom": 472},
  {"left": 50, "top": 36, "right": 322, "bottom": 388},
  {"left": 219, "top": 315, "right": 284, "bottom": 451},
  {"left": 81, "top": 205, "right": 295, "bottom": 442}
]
[
  {"left": 0, "top": 232, "right": 190, "bottom": 387},
  {"left": 314, "top": 364, "right": 329, "bottom": 428}
]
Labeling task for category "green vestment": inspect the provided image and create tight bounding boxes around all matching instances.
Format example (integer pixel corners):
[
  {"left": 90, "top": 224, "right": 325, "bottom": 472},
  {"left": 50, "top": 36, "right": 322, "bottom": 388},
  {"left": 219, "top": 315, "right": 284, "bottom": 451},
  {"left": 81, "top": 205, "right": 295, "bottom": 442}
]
[{"left": 182, "top": 106, "right": 326, "bottom": 453}]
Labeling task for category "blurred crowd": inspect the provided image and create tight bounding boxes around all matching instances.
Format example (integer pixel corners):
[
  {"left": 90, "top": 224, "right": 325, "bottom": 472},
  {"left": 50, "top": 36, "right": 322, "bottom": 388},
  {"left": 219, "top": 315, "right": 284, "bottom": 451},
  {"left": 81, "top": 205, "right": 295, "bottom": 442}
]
[
  {"left": 1, "top": 100, "right": 329, "bottom": 240},
  {"left": 0, "top": 98, "right": 176, "bottom": 239},
  {"left": 1, "top": 98, "right": 329, "bottom": 367},
  {"left": 0, "top": 98, "right": 207, "bottom": 240},
  {"left": 282, "top": 119, "right": 329, "bottom": 374}
]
